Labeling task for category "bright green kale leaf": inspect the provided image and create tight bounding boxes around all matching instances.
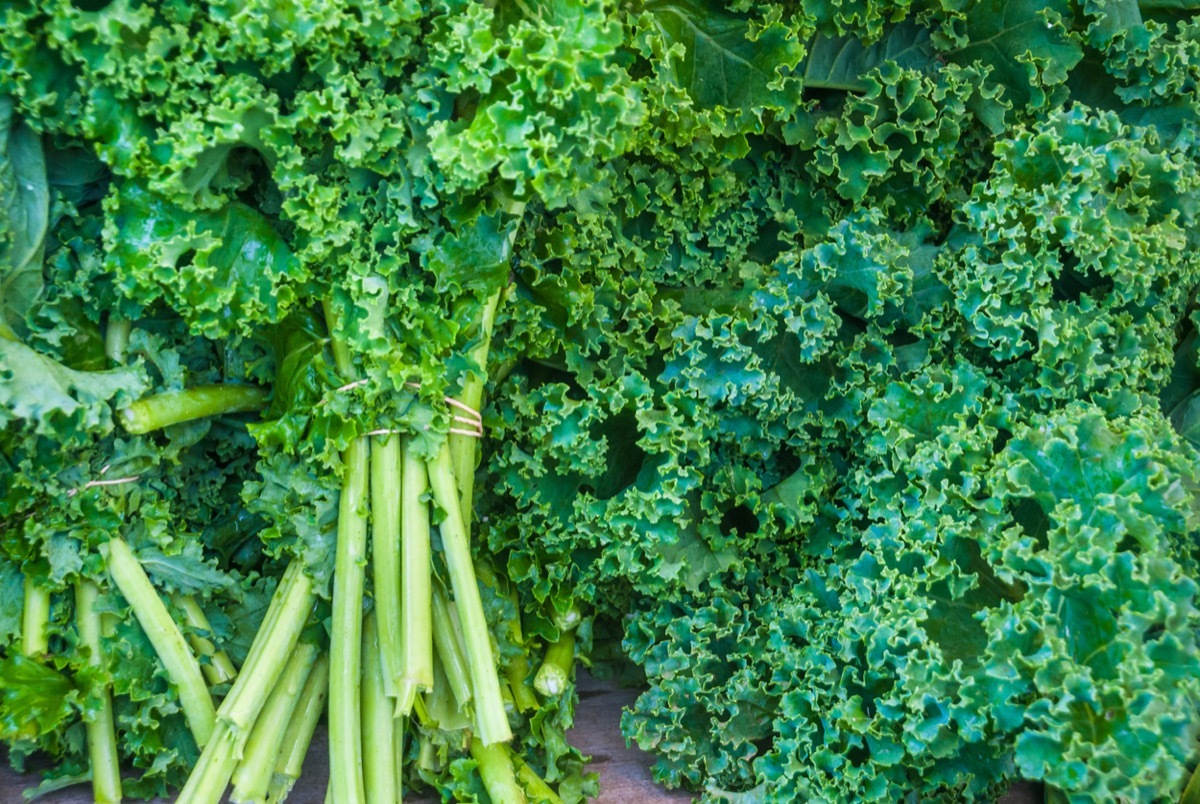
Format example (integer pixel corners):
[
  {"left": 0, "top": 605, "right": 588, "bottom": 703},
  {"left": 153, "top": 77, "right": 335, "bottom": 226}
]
[
  {"left": 103, "top": 182, "right": 302, "bottom": 339},
  {"left": 428, "top": 0, "right": 642, "bottom": 207},
  {"left": 0, "top": 655, "right": 80, "bottom": 741},
  {"left": 639, "top": 0, "right": 806, "bottom": 136},
  {"left": 801, "top": 19, "right": 935, "bottom": 91},
  {"left": 0, "top": 558, "right": 22, "bottom": 645},
  {"left": 0, "top": 97, "right": 49, "bottom": 341},
  {"left": 980, "top": 407, "right": 1200, "bottom": 799},
  {"left": 0, "top": 338, "right": 146, "bottom": 446},
  {"left": 941, "top": 0, "right": 1084, "bottom": 112}
]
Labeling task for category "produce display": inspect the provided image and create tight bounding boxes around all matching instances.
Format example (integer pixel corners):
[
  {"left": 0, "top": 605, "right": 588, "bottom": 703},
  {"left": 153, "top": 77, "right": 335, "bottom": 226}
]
[{"left": 3, "top": 1, "right": 1200, "bottom": 802}]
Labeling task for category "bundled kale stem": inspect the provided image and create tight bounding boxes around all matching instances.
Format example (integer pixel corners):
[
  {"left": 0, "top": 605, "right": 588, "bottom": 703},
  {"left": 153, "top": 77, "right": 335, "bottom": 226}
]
[
  {"left": 174, "top": 593, "right": 238, "bottom": 686},
  {"left": 318, "top": 206, "right": 535, "bottom": 795},
  {"left": 75, "top": 316, "right": 125, "bottom": 804},
  {"left": 323, "top": 297, "right": 371, "bottom": 804},
  {"left": 360, "top": 612, "right": 403, "bottom": 803},
  {"left": 121, "top": 385, "right": 270, "bottom": 435},
  {"left": 430, "top": 579, "right": 473, "bottom": 709},
  {"left": 447, "top": 198, "right": 526, "bottom": 529},
  {"left": 427, "top": 443, "right": 511, "bottom": 744},
  {"left": 328, "top": 435, "right": 370, "bottom": 804},
  {"left": 229, "top": 641, "right": 318, "bottom": 803},
  {"left": 105, "top": 536, "right": 217, "bottom": 747},
  {"left": 21, "top": 578, "right": 49, "bottom": 657},
  {"left": 476, "top": 561, "right": 537, "bottom": 713},
  {"left": 266, "top": 654, "right": 330, "bottom": 803},
  {"left": 470, "top": 738, "right": 526, "bottom": 804},
  {"left": 396, "top": 438, "right": 433, "bottom": 714},
  {"left": 371, "top": 435, "right": 403, "bottom": 702},
  {"left": 447, "top": 285, "right": 505, "bottom": 527},
  {"left": 75, "top": 580, "right": 122, "bottom": 804},
  {"left": 178, "top": 560, "right": 316, "bottom": 803}
]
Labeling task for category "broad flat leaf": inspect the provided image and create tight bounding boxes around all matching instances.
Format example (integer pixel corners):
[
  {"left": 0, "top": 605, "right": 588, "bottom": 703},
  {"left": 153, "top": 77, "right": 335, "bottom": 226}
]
[
  {"left": 802, "top": 20, "right": 935, "bottom": 91},
  {"left": 1083, "top": 0, "right": 1142, "bottom": 42},
  {"left": 1138, "top": 0, "right": 1200, "bottom": 8},
  {"left": 136, "top": 542, "right": 236, "bottom": 596},
  {"left": 0, "top": 560, "right": 21, "bottom": 644},
  {"left": 45, "top": 533, "right": 83, "bottom": 585},
  {"left": 0, "top": 100, "right": 49, "bottom": 339},
  {"left": 0, "top": 655, "right": 78, "bottom": 740},
  {"left": 644, "top": 0, "right": 805, "bottom": 123},
  {"left": 0, "top": 338, "right": 148, "bottom": 441},
  {"left": 105, "top": 182, "right": 301, "bottom": 339},
  {"left": 1169, "top": 390, "right": 1200, "bottom": 448},
  {"left": 947, "top": 0, "right": 1083, "bottom": 108},
  {"left": 1160, "top": 328, "right": 1200, "bottom": 420},
  {"left": 427, "top": 207, "right": 516, "bottom": 297}
]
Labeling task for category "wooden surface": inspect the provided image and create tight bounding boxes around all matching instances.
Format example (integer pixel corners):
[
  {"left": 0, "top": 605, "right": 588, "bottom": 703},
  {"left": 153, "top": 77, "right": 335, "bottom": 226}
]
[{"left": 1, "top": 670, "right": 1038, "bottom": 803}]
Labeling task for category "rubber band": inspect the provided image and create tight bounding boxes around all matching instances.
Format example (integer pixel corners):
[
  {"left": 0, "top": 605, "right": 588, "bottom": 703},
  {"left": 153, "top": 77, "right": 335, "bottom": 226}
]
[
  {"left": 445, "top": 397, "right": 483, "bottom": 423},
  {"left": 403, "top": 382, "right": 483, "bottom": 423},
  {"left": 65, "top": 475, "right": 142, "bottom": 497},
  {"left": 329, "top": 379, "right": 485, "bottom": 438},
  {"left": 448, "top": 427, "right": 484, "bottom": 438}
]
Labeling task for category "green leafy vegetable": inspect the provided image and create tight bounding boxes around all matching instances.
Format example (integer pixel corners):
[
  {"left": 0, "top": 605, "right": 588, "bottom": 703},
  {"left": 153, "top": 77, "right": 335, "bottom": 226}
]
[{"left": 5, "top": 1, "right": 1200, "bottom": 803}]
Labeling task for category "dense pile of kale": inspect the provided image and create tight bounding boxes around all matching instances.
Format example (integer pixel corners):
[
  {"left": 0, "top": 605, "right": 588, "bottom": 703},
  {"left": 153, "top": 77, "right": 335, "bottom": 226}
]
[{"left": 3, "top": 1, "right": 1200, "bottom": 802}]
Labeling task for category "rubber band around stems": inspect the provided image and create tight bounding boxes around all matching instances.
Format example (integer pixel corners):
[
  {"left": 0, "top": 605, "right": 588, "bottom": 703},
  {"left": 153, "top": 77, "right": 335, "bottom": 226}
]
[
  {"left": 50, "top": 374, "right": 485, "bottom": 501},
  {"left": 47, "top": 376, "right": 483, "bottom": 509},
  {"left": 332, "top": 379, "right": 484, "bottom": 439},
  {"left": 60, "top": 464, "right": 142, "bottom": 500},
  {"left": 19, "top": 470, "right": 140, "bottom": 523},
  {"left": 65, "top": 476, "right": 142, "bottom": 497}
]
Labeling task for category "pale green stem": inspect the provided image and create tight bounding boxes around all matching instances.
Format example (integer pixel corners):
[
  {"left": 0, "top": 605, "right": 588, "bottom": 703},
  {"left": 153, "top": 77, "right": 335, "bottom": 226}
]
[
  {"left": 174, "top": 594, "right": 238, "bottom": 686},
  {"left": 424, "top": 652, "right": 471, "bottom": 733},
  {"left": 230, "top": 642, "right": 318, "bottom": 803},
  {"left": 447, "top": 203, "right": 525, "bottom": 530},
  {"left": 469, "top": 739, "right": 526, "bottom": 804},
  {"left": 75, "top": 580, "right": 122, "bottom": 804},
  {"left": 371, "top": 435, "right": 403, "bottom": 701},
  {"left": 427, "top": 443, "right": 510, "bottom": 744},
  {"left": 415, "top": 726, "right": 439, "bottom": 773},
  {"left": 506, "top": 653, "right": 539, "bottom": 714},
  {"left": 105, "top": 537, "right": 215, "bottom": 747},
  {"left": 534, "top": 632, "right": 575, "bottom": 699},
  {"left": 178, "top": 560, "right": 316, "bottom": 804},
  {"left": 392, "top": 716, "right": 405, "bottom": 804},
  {"left": 120, "top": 385, "right": 269, "bottom": 434},
  {"left": 361, "top": 612, "right": 398, "bottom": 804},
  {"left": 322, "top": 299, "right": 356, "bottom": 378},
  {"left": 330, "top": 436, "right": 370, "bottom": 804},
  {"left": 266, "top": 655, "right": 330, "bottom": 804},
  {"left": 22, "top": 578, "right": 49, "bottom": 657},
  {"left": 447, "top": 287, "right": 504, "bottom": 529},
  {"left": 220, "top": 561, "right": 314, "bottom": 746},
  {"left": 105, "top": 317, "right": 131, "bottom": 365},
  {"left": 476, "top": 561, "right": 536, "bottom": 712},
  {"left": 178, "top": 722, "right": 237, "bottom": 804},
  {"left": 430, "top": 579, "right": 471, "bottom": 711},
  {"left": 396, "top": 440, "right": 432, "bottom": 716},
  {"left": 513, "top": 754, "right": 564, "bottom": 804}
]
